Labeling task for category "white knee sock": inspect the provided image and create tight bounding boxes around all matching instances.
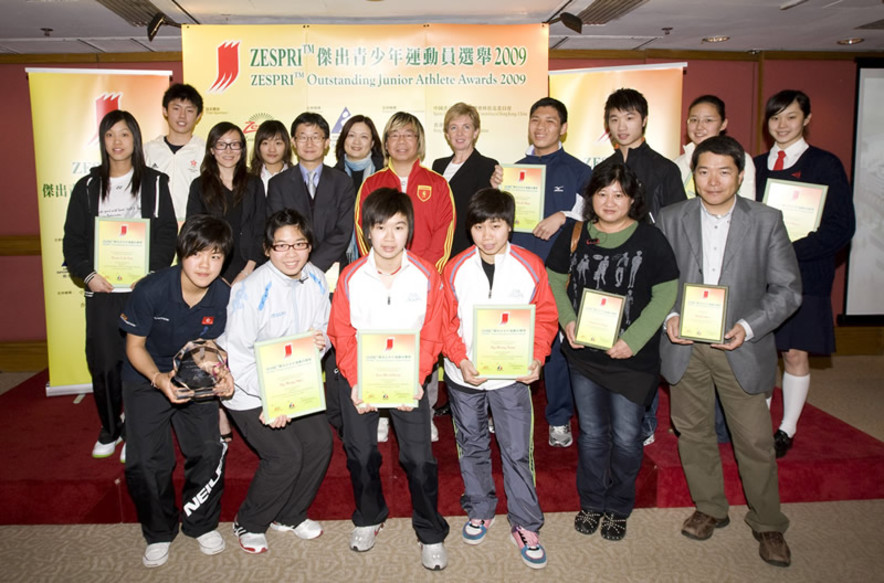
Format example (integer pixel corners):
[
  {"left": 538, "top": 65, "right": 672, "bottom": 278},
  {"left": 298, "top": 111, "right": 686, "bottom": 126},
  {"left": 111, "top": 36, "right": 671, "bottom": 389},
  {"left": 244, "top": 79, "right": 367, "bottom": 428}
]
[{"left": 779, "top": 372, "right": 811, "bottom": 437}]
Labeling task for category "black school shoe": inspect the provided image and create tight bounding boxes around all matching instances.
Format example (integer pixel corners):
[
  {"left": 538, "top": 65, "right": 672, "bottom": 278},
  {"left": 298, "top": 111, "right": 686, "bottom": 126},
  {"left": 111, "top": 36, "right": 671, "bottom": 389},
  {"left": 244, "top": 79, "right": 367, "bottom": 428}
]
[{"left": 774, "top": 430, "right": 793, "bottom": 458}]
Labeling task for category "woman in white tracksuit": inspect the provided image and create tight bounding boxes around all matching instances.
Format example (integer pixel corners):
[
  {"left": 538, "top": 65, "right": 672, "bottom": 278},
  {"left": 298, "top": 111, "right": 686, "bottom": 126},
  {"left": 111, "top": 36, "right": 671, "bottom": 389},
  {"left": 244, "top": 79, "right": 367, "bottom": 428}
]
[{"left": 219, "top": 208, "right": 333, "bottom": 555}]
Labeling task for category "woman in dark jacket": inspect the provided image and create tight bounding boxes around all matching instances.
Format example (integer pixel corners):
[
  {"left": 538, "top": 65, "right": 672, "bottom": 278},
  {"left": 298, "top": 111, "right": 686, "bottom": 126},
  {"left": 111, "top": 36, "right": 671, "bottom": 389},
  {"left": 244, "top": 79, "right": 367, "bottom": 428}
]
[
  {"left": 432, "top": 102, "right": 499, "bottom": 258},
  {"left": 186, "top": 121, "right": 266, "bottom": 285},
  {"left": 63, "top": 109, "right": 177, "bottom": 460}
]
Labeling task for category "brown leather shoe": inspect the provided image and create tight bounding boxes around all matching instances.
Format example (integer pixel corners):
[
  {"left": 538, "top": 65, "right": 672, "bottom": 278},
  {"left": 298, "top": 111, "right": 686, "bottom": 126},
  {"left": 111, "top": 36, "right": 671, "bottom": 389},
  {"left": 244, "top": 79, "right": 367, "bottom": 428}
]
[
  {"left": 681, "top": 510, "right": 730, "bottom": 540},
  {"left": 753, "top": 530, "right": 791, "bottom": 567}
]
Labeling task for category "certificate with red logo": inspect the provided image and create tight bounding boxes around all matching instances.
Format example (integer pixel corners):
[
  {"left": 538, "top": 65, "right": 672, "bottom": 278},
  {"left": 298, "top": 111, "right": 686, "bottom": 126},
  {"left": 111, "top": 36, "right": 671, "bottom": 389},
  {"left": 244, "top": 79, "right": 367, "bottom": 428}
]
[
  {"left": 254, "top": 332, "right": 325, "bottom": 420},
  {"left": 357, "top": 330, "right": 419, "bottom": 408},
  {"left": 472, "top": 305, "right": 535, "bottom": 378},
  {"left": 574, "top": 290, "right": 625, "bottom": 350},
  {"left": 762, "top": 179, "right": 828, "bottom": 242},
  {"left": 679, "top": 284, "right": 729, "bottom": 343},
  {"left": 94, "top": 217, "right": 149, "bottom": 288},
  {"left": 501, "top": 164, "right": 546, "bottom": 234}
]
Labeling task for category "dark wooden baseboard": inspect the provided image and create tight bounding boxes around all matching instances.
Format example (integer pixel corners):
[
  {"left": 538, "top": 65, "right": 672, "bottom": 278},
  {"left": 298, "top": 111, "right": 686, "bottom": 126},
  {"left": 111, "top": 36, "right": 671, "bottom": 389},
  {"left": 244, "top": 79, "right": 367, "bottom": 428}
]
[
  {"left": 834, "top": 326, "right": 884, "bottom": 356},
  {"left": 0, "top": 342, "right": 47, "bottom": 371}
]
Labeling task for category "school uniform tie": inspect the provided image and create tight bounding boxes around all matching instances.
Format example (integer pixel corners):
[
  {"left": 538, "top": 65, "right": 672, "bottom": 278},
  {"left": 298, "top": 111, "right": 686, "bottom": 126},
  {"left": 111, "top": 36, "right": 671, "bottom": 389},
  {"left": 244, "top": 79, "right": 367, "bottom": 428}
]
[{"left": 773, "top": 150, "right": 786, "bottom": 171}]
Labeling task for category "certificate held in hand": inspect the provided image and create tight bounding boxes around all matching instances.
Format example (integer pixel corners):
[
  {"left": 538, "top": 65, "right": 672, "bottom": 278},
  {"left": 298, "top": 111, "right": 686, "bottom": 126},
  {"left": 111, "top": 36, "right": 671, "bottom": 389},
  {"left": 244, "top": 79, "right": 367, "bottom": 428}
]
[
  {"left": 94, "top": 217, "right": 149, "bottom": 288},
  {"left": 500, "top": 164, "right": 546, "bottom": 234},
  {"left": 679, "top": 284, "right": 728, "bottom": 343},
  {"left": 574, "top": 289, "right": 625, "bottom": 350},
  {"left": 357, "top": 331, "right": 419, "bottom": 408},
  {"left": 472, "top": 305, "right": 535, "bottom": 379},
  {"left": 762, "top": 178, "right": 828, "bottom": 242},
  {"left": 254, "top": 332, "right": 326, "bottom": 420}
]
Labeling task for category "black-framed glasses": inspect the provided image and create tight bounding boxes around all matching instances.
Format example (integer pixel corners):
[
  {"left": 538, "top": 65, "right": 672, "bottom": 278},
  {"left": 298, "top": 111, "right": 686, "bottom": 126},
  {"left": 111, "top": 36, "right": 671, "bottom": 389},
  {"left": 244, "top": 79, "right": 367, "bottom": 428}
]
[
  {"left": 271, "top": 242, "right": 310, "bottom": 252},
  {"left": 214, "top": 141, "right": 243, "bottom": 151}
]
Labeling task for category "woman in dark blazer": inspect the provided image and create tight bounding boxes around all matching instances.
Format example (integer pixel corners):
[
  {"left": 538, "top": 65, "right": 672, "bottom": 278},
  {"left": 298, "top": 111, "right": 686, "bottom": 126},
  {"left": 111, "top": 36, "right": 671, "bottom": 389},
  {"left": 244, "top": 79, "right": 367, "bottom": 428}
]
[
  {"left": 432, "top": 102, "right": 499, "bottom": 258},
  {"left": 186, "top": 121, "right": 266, "bottom": 286}
]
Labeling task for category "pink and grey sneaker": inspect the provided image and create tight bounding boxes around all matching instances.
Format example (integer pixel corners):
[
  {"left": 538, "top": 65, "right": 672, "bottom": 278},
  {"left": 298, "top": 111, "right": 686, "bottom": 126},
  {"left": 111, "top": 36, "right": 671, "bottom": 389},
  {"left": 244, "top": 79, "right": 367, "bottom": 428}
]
[
  {"left": 511, "top": 525, "right": 547, "bottom": 569},
  {"left": 462, "top": 517, "right": 494, "bottom": 545}
]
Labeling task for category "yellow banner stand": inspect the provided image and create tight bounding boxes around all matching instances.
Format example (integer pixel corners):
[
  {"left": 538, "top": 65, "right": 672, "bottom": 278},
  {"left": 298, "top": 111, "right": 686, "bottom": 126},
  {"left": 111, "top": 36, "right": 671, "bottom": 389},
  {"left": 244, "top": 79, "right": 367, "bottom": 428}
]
[{"left": 27, "top": 68, "right": 171, "bottom": 396}]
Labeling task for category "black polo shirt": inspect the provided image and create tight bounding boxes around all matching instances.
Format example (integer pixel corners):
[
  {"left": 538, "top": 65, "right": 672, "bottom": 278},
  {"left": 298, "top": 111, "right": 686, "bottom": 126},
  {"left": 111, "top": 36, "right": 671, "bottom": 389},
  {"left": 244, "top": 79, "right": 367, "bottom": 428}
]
[{"left": 120, "top": 265, "right": 230, "bottom": 382}]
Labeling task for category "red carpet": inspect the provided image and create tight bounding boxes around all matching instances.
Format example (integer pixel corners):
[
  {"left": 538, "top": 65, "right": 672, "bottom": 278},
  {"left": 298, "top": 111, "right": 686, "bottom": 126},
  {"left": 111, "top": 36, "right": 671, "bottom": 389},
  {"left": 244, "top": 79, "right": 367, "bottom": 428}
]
[{"left": 1, "top": 371, "right": 883, "bottom": 525}]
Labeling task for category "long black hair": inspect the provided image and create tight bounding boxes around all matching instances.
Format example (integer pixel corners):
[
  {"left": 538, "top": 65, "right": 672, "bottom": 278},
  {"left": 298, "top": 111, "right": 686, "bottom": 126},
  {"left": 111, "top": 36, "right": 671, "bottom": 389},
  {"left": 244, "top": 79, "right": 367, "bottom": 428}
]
[
  {"left": 199, "top": 122, "right": 249, "bottom": 214},
  {"left": 98, "top": 110, "right": 145, "bottom": 201}
]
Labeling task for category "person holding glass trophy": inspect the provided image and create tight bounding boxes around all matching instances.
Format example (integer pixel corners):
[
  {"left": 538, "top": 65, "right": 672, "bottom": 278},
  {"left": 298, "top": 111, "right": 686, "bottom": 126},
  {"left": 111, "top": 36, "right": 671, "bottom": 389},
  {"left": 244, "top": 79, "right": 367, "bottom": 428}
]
[{"left": 119, "top": 215, "right": 234, "bottom": 568}]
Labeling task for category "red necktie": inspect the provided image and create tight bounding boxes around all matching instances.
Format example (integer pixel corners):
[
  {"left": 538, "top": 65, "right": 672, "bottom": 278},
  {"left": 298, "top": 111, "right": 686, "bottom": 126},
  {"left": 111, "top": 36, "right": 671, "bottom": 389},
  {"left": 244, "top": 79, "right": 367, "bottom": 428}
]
[{"left": 773, "top": 150, "right": 786, "bottom": 171}]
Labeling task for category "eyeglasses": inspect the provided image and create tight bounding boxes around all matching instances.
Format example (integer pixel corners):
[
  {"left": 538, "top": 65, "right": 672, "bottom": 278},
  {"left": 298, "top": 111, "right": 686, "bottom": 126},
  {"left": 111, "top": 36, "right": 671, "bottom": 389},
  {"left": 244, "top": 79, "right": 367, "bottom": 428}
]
[
  {"left": 271, "top": 242, "right": 310, "bottom": 252},
  {"left": 213, "top": 141, "right": 243, "bottom": 151},
  {"left": 388, "top": 132, "right": 417, "bottom": 142},
  {"left": 295, "top": 135, "right": 325, "bottom": 144}
]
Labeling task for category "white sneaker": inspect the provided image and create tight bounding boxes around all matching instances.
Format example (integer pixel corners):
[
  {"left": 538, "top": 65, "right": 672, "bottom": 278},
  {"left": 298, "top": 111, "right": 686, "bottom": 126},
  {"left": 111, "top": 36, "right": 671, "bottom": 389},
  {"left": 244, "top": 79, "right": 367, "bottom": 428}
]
[
  {"left": 431, "top": 420, "right": 439, "bottom": 443},
  {"left": 642, "top": 433, "right": 656, "bottom": 447},
  {"left": 119, "top": 443, "right": 127, "bottom": 464},
  {"left": 377, "top": 417, "right": 390, "bottom": 443},
  {"left": 420, "top": 541, "right": 448, "bottom": 571},
  {"left": 350, "top": 523, "right": 383, "bottom": 552},
  {"left": 270, "top": 518, "right": 323, "bottom": 540},
  {"left": 196, "top": 529, "right": 225, "bottom": 555},
  {"left": 488, "top": 417, "right": 495, "bottom": 434},
  {"left": 92, "top": 437, "right": 121, "bottom": 458},
  {"left": 142, "top": 542, "right": 170, "bottom": 568},
  {"left": 548, "top": 424, "right": 573, "bottom": 447},
  {"left": 233, "top": 522, "right": 267, "bottom": 553}
]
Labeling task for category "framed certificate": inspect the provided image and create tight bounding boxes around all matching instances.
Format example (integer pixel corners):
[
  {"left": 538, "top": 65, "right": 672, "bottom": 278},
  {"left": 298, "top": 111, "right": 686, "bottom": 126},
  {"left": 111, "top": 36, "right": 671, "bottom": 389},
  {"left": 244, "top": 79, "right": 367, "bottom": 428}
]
[
  {"left": 357, "top": 330, "right": 419, "bottom": 408},
  {"left": 94, "top": 217, "right": 150, "bottom": 288},
  {"left": 254, "top": 332, "right": 326, "bottom": 420},
  {"left": 500, "top": 164, "right": 546, "bottom": 234},
  {"left": 472, "top": 305, "right": 535, "bottom": 379},
  {"left": 679, "top": 284, "right": 729, "bottom": 343},
  {"left": 574, "top": 289, "right": 625, "bottom": 350},
  {"left": 762, "top": 178, "right": 828, "bottom": 242}
]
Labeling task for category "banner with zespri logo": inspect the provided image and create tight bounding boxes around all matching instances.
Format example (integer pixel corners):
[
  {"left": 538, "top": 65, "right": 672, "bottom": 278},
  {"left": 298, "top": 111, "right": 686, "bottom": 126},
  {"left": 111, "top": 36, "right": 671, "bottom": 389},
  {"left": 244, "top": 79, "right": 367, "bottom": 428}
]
[{"left": 182, "top": 24, "right": 548, "bottom": 165}]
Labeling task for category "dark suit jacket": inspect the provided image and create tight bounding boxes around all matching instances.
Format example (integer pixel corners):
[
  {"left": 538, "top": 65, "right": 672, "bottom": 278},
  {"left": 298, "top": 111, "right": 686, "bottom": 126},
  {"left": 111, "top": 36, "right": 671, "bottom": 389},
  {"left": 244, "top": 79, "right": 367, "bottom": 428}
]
[
  {"left": 656, "top": 196, "right": 802, "bottom": 394},
  {"left": 266, "top": 164, "right": 356, "bottom": 272},
  {"left": 432, "top": 149, "right": 498, "bottom": 257}
]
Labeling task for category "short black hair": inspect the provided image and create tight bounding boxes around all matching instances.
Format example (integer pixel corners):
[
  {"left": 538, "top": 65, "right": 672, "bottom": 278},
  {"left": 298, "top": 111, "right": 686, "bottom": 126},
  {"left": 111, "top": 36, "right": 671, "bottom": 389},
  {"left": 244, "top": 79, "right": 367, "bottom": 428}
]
[
  {"left": 361, "top": 188, "right": 414, "bottom": 248},
  {"left": 582, "top": 162, "right": 647, "bottom": 223},
  {"left": 466, "top": 188, "right": 515, "bottom": 231},
  {"left": 691, "top": 135, "right": 746, "bottom": 173},
  {"left": 264, "top": 209, "right": 313, "bottom": 251},
  {"left": 291, "top": 112, "right": 330, "bottom": 140},
  {"left": 162, "top": 83, "right": 203, "bottom": 115},
  {"left": 764, "top": 89, "right": 811, "bottom": 123},
  {"left": 604, "top": 88, "right": 648, "bottom": 121},
  {"left": 176, "top": 214, "right": 233, "bottom": 262},
  {"left": 530, "top": 97, "right": 568, "bottom": 124}
]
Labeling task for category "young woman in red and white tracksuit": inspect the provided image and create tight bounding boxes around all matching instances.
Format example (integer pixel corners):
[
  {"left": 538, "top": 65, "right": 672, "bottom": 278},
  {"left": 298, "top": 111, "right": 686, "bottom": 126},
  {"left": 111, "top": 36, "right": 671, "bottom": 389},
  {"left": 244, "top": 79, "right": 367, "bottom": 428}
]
[{"left": 328, "top": 188, "right": 450, "bottom": 571}]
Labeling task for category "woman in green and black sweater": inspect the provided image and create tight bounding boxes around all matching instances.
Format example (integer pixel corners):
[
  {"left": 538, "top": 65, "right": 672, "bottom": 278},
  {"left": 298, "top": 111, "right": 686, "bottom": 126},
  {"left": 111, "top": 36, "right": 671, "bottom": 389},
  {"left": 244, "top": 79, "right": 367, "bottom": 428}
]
[{"left": 546, "top": 162, "right": 678, "bottom": 542}]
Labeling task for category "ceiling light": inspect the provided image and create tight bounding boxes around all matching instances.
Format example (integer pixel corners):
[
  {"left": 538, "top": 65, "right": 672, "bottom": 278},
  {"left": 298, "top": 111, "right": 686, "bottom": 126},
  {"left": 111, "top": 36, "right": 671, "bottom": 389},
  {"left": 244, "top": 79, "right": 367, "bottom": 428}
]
[
  {"left": 837, "top": 37, "right": 864, "bottom": 45},
  {"left": 702, "top": 35, "right": 730, "bottom": 43}
]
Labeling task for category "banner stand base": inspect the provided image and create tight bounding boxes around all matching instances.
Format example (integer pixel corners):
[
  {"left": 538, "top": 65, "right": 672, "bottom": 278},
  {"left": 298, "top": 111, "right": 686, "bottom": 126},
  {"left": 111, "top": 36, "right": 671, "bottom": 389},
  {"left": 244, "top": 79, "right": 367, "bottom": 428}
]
[{"left": 45, "top": 383, "right": 92, "bottom": 397}]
